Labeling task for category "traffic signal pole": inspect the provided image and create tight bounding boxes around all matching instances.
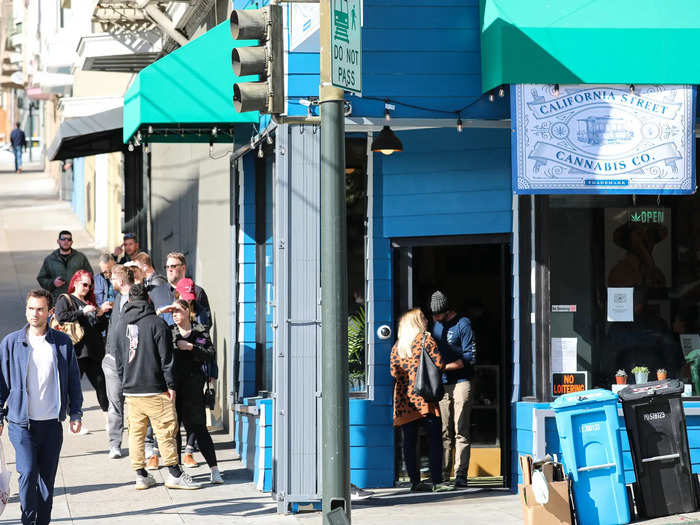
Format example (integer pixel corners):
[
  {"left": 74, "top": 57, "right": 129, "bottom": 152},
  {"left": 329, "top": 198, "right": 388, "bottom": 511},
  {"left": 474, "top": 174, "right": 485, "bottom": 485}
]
[{"left": 320, "top": 0, "right": 351, "bottom": 522}]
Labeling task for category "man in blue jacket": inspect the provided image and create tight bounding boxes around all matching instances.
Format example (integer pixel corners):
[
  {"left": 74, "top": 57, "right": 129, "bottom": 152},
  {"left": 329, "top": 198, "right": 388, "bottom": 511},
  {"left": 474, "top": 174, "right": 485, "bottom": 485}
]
[
  {"left": 9, "top": 122, "right": 26, "bottom": 173},
  {"left": 430, "top": 290, "right": 476, "bottom": 488},
  {"left": 0, "top": 289, "right": 83, "bottom": 524}
]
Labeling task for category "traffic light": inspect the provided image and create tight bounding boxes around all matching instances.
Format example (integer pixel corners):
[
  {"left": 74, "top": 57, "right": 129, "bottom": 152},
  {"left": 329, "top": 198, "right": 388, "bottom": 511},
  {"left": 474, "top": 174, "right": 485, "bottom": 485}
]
[{"left": 230, "top": 5, "right": 284, "bottom": 114}]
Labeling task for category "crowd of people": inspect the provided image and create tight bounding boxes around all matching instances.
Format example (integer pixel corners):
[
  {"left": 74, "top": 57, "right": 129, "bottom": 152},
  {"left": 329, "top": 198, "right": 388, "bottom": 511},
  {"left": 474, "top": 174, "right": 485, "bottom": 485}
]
[
  {"left": 391, "top": 291, "right": 476, "bottom": 492},
  {"left": 0, "top": 230, "right": 223, "bottom": 524}
]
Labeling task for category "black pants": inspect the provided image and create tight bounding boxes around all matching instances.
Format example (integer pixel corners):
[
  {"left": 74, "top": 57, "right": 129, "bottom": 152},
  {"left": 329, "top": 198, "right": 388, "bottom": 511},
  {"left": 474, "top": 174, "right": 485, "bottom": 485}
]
[
  {"left": 78, "top": 357, "right": 109, "bottom": 412},
  {"left": 176, "top": 423, "right": 217, "bottom": 468},
  {"left": 401, "top": 415, "right": 443, "bottom": 485},
  {"left": 9, "top": 420, "right": 63, "bottom": 525}
]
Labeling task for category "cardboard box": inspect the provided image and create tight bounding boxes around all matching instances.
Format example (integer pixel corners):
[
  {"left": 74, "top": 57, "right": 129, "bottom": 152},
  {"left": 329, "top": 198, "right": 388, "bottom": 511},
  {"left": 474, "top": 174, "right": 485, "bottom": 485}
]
[{"left": 519, "top": 455, "right": 572, "bottom": 525}]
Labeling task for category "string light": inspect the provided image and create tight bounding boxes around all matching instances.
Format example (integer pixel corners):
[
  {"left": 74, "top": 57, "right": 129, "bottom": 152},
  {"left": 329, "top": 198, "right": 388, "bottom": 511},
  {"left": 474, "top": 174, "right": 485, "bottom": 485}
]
[
  {"left": 553, "top": 84, "right": 560, "bottom": 97},
  {"left": 212, "top": 126, "right": 218, "bottom": 138},
  {"left": 257, "top": 144, "right": 264, "bottom": 158},
  {"left": 498, "top": 86, "right": 505, "bottom": 98},
  {"left": 266, "top": 134, "right": 273, "bottom": 145},
  {"left": 457, "top": 117, "right": 463, "bottom": 133},
  {"left": 384, "top": 102, "right": 395, "bottom": 122},
  {"left": 147, "top": 125, "right": 153, "bottom": 134},
  {"left": 128, "top": 142, "right": 134, "bottom": 152},
  {"left": 630, "top": 84, "right": 635, "bottom": 94},
  {"left": 488, "top": 91, "right": 495, "bottom": 102}
]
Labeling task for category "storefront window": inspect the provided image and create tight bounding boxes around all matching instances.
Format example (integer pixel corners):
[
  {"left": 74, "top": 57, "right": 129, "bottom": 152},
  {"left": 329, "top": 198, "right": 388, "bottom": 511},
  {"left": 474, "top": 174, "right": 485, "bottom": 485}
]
[
  {"left": 548, "top": 193, "right": 700, "bottom": 393},
  {"left": 346, "top": 137, "right": 368, "bottom": 393}
]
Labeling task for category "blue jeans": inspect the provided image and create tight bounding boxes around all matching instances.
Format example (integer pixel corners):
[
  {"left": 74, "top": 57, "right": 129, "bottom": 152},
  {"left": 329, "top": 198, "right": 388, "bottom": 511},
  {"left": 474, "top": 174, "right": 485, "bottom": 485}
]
[
  {"left": 13, "top": 146, "right": 22, "bottom": 171},
  {"left": 9, "top": 420, "right": 63, "bottom": 525}
]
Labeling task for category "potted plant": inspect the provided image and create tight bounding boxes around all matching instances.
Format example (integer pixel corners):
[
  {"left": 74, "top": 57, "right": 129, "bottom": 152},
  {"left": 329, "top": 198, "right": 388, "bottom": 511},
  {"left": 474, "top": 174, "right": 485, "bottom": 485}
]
[
  {"left": 632, "top": 366, "right": 649, "bottom": 384},
  {"left": 657, "top": 368, "right": 667, "bottom": 381},
  {"left": 347, "top": 306, "right": 366, "bottom": 392},
  {"left": 615, "top": 370, "right": 628, "bottom": 385}
]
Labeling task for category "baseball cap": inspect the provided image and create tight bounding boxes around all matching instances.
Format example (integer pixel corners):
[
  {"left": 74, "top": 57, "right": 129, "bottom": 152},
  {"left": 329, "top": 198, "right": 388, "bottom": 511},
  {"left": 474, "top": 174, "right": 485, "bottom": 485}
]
[{"left": 175, "top": 277, "right": 196, "bottom": 301}]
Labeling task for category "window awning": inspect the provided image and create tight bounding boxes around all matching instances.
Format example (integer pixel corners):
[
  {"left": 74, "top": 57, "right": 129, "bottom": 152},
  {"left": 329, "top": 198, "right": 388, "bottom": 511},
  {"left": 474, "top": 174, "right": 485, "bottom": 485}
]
[
  {"left": 480, "top": 0, "right": 700, "bottom": 93},
  {"left": 48, "top": 106, "right": 123, "bottom": 161},
  {"left": 123, "top": 21, "right": 258, "bottom": 144}
]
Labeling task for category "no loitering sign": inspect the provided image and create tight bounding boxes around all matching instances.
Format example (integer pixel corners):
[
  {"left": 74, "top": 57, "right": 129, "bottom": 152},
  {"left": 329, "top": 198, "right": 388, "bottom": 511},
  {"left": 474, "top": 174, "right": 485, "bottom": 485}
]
[{"left": 331, "top": 0, "right": 361, "bottom": 93}]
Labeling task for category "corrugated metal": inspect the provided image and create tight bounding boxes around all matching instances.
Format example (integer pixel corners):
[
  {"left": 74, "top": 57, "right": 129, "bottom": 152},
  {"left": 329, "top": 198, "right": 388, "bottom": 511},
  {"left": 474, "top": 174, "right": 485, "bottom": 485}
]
[{"left": 273, "top": 124, "right": 322, "bottom": 511}]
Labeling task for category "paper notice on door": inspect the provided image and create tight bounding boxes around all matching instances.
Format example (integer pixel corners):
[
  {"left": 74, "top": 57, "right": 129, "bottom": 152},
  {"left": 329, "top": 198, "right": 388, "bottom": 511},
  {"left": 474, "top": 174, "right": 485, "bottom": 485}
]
[
  {"left": 680, "top": 334, "right": 700, "bottom": 356},
  {"left": 551, "top": 337, "right": 578, "bottom": 373},
  {"left": 607, "top": 287, "right": 634, "bottom": 322}
]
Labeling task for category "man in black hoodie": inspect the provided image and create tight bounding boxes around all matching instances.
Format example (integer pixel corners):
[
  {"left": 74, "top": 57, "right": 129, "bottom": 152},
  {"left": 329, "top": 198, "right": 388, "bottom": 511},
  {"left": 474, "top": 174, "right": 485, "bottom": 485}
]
[{"left": 114, "top": 284, "right": 200, "bottom": 490}]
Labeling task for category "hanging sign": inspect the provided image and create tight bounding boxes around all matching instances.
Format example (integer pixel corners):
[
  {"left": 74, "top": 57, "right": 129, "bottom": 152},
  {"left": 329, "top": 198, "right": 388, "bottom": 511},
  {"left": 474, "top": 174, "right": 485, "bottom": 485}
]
[
  {"left": 512, "top": 84, "right": 696, "bottom": 194},
  {"left": 552, "top": 372, "right": 587, "bottom": 397}
]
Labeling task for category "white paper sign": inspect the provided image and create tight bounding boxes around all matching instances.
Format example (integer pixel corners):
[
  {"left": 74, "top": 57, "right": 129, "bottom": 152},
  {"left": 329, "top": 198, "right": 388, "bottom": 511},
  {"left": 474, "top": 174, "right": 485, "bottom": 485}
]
[
  {"left": 607, "top": 287, "right": 634, "bottom": 322},
  {"left": 551, "top": 337, "right": 578, "bottom": 373},
  {"left": 513, "top": 84, "right": 695, "bottom": 194}
]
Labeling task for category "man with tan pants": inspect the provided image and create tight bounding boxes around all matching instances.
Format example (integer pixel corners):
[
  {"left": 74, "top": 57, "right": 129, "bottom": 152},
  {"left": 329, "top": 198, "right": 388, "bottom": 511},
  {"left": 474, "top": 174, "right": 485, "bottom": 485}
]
[
  {"left": 115, "top": 284, "right": 200, "bottom": 490},
  {"left": 430, "top": 291, "right": 476, "bottom": 488}
]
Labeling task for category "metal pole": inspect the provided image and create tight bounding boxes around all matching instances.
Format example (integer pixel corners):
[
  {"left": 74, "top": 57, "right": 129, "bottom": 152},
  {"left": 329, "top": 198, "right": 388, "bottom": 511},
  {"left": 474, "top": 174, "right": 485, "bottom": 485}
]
[{"left": 320, "top": 0, "right": 350, "bottom": 522}]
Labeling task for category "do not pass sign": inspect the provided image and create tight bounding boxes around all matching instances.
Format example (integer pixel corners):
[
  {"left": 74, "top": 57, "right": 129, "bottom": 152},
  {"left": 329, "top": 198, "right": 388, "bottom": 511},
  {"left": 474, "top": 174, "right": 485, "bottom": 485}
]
[{"left": 331, "top": 0, "right": 361, "bottom": 93}]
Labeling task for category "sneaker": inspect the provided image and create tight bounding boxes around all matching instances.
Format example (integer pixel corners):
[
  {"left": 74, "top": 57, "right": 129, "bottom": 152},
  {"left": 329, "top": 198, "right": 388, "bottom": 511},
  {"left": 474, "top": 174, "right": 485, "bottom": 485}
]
[
  {"left": 410, "top": 482, "right": 432, "bottom": 492},
  {"left": 146, "top": 454, "right": 159, "bottom": 470},
  {"left": 453, "top": 476, "right": 468, "bottom": 488},
  {"left": 350, "top": 484, "right": 374, "bottom": 501},
  {"left": 108, "top": 447, "right": 122, "bottom": 459},
  {"left": 432, "top": 482, "right": 454, "bottom": 492},
  {"left": 210, "top": 467, "right": 224, "bottom": 485},
  {"left": 183, "top": 453, "right": 198, "bottom": 468},
  {"left": 135, "top": 473, "right": 156, "bottom": 490},
  {"left": 165, "top": 472, "right": 202, "bottom": 490}
]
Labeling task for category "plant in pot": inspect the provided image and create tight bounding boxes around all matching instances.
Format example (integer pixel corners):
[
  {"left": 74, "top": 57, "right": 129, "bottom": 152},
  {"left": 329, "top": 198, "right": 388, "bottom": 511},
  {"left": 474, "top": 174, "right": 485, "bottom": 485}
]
[
  {"left": 657, "top": 368, "right": 667, "bottom": 381},
  {"left": 631, "top": 366, "right": 649, "bottom": 384},
  {"left": 347, "top": 306, "right": 366, "bottom": 392},
  {"left": 615, "top": 369, "right": 628, "bottom": 385}
]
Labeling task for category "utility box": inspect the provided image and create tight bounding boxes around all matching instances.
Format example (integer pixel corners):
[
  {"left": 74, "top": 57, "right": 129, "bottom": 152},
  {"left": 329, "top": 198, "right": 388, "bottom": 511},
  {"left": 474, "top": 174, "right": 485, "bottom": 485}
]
[
  {"left": 619, "top": 379, "right": 698, "bottom": 518},
  {"left": 552, "top": 389, "right": 631, "bottom": 525}
]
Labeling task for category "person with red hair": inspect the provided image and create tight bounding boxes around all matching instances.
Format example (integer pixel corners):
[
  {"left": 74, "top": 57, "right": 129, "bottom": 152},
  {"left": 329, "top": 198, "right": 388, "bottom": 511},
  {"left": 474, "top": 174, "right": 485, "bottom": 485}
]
[{"left": 54, "top": 270, "right": 112, "bottom": 432}]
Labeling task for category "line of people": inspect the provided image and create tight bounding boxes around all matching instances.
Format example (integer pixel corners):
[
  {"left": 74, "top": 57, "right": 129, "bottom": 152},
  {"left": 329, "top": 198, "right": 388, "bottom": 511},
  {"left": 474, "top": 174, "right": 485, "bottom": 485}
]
[{"left": 0, "top": 230, "right": 226, "bottom": 523}]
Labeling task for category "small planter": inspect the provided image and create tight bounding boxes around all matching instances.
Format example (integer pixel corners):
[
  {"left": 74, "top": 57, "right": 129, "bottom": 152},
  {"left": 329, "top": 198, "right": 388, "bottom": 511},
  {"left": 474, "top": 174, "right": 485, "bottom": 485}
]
[
  {"left": 615, "top": 375, "right": 627, "bottom": 385},
  {"left": 657, "top": 370, "right": 667, "bottom": 381},
  {"left": 634, "top": 372, "right": 648, "bottom": 384}
]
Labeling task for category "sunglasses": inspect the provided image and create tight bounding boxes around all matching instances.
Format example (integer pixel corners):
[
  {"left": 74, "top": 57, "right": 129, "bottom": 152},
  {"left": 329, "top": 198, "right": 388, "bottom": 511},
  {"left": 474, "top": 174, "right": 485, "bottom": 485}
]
[
  {"left": 123, "top": 233, "right": 137, "bottom": 240},
  {"left": 165, "top": 263, "right": 183, "bottom": 270},
  {"left": 78, "top": 282, "right": 91, "bottom": 287},
  {"left": 59, "top": 237, "right": 73, "bottom": 242}
]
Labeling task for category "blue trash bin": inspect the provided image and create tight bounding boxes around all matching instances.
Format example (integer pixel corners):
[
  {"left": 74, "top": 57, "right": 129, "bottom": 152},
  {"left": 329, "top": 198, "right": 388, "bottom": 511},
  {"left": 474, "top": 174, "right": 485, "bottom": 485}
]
[{"left": 552, "top": 389, "right": 630, "bottom": 525}]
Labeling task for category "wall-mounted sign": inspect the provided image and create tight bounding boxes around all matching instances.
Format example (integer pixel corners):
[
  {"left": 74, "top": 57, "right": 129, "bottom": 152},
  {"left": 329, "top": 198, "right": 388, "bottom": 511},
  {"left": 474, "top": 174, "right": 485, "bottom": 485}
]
[
  {"left": 330, "top": 0, "right": 361, "bottom": 93},
  {"left": 552, "top": 372, "right": 587, "bottom": 396},
  {"left": 512, "top": 84, "right": 696, "bottom": 194}
]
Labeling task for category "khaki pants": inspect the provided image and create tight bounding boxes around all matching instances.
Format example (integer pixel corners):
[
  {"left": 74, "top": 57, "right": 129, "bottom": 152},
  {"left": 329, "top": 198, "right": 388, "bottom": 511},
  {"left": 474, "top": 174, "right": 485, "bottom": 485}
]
[
  {"left": 439, "top": 381, "right": 472, "bottom": 479},
  {"left": 126, "top": 393, "right": 178, "bottom": 470}
]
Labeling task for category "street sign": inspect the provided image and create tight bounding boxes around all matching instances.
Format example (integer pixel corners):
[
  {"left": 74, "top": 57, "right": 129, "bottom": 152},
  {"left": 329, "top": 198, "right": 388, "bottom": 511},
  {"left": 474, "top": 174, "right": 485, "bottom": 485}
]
[
  {"left": 552, "top": 372, "right": 587, "bottom": 396},
  {"left": 330, "top": 0, "right": 361, "bottom": 93}
]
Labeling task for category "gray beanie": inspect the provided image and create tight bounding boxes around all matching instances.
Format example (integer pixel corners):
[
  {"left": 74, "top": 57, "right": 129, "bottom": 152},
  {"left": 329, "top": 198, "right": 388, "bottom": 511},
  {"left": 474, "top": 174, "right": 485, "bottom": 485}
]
[{"left": 430, "top": 291, "right": 449, "bottom": 314}]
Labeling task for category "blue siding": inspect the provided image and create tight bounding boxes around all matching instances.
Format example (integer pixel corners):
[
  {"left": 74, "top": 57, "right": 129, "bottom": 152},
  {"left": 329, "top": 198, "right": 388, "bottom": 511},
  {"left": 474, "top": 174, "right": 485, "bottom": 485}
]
[
  {"left": 282, "top": 0, "right": 508, "bottom": 119},
  {"left": 380, "top": 127, "right": 512, "bottom": 238}
]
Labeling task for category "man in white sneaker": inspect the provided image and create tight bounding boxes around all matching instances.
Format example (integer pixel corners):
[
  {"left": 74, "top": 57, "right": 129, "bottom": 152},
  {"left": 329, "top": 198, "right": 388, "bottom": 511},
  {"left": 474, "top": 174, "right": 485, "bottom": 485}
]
[
  {"left": 114, "top": 284, "right": 200, "bottom": 490},
  {"left": 0, "top": 289, "right": 84, "bottom": 524}
]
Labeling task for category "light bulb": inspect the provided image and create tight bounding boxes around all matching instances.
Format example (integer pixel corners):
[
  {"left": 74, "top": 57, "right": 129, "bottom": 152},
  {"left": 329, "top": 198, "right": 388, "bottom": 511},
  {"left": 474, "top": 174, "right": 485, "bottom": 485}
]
[
  {"left": 553, "top": 84, "right": 560, "bottom": 97},
  {"left": 457, "top": 118, "right": 463, "bottom": 133},
  {"left": 258, "top": 145, "right": 264, "bottom": 158},
  {"left": 630, "top": 84, "right": 635, "bottom": 94},
  {"left": 488, "top": 91, "right": 495, "bottom": 102},
  {"left": 147, "top": 125, "right": 153, "bottom": 134},
  {"left": 266, "top": 134, "right": 273, "bottom": 145},
  {"left": 212, "top": 126, "right": 218, "bottom": 137},
  {"left": 128, "top": 143, "right": 134, "bottom": 152},
  {"left": 498, "top": 86, "right": 505, "bottom": 98}
]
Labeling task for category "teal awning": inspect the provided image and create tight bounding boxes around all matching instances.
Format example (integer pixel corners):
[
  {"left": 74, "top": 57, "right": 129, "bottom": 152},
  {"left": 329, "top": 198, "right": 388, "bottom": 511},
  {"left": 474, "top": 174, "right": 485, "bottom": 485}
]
[
  {"left": 123, "top": 21, "right": 258, "bottom": 143},
  {"left": 480, "top": 0, "right": 700, "bottom": 92}
]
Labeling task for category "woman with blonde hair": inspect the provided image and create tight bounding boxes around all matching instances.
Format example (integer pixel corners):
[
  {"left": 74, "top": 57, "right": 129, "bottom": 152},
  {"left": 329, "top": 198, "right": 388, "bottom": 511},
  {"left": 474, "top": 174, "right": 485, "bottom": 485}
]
[{"left": 391, "top": 308, "right": 451, "bottom": 492}]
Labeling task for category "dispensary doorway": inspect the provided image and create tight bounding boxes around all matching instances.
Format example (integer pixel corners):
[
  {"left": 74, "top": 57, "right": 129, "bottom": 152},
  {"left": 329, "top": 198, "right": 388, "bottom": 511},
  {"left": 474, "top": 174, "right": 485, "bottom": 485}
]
[{"left": 392, "top": 234, "right": 512, "bottom": 486}]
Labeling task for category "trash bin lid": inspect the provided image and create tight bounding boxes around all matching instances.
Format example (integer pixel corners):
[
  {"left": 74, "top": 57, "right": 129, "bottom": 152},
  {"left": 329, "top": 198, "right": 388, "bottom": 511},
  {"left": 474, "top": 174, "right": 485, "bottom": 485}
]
[
  {"left": 551, "top": 388, "right": 618, "bottom": 410},
  {"left": 618, "top": 379, "right": 684, "bottom": 401}
]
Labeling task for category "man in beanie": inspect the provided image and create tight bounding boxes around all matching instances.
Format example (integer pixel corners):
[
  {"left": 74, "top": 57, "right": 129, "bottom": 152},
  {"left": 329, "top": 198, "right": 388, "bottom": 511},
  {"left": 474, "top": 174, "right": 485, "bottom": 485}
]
[{"left": 430, "top": 290, "right": 476, "bottom": 488}]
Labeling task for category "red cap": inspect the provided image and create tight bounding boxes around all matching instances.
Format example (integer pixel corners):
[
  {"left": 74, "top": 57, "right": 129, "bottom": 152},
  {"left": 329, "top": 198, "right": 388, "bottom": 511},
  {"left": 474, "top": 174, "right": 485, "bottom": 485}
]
[{"left": 175, "top": 278, "right": 196, "bottom": 301}]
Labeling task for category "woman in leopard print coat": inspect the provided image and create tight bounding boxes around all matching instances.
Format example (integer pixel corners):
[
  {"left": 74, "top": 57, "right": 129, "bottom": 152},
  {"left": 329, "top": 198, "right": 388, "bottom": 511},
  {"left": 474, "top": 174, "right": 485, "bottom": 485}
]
[{"left": 391, "top": 308, "right": 448, "bottom": 491}]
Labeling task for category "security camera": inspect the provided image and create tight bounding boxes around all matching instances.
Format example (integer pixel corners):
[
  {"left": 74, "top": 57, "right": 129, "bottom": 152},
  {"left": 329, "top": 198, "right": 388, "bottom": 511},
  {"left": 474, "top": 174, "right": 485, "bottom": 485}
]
[{"left": 377, "top": 325, "right": 392, "bottom": 340}]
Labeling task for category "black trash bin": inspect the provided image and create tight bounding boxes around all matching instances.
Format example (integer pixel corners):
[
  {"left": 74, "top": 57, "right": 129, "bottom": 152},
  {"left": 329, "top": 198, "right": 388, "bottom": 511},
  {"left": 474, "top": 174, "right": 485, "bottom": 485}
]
[{"left": 619, "top": 379, "right": 698, "bottom": 519}]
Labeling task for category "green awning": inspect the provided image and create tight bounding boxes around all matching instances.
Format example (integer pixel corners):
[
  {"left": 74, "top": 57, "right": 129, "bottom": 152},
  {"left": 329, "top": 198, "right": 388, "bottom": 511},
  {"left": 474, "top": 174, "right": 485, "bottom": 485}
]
[
  {"left": 123, "top": 21, "right": 258, "bottom": 143},
  {"left": 480, "top": 0, "right": 700, "bottom": 93}
]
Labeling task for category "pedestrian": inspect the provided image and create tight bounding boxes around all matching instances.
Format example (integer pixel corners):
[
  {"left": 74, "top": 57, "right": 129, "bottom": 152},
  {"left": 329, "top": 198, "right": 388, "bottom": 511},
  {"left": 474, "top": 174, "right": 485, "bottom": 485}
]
[
  {"left": 94, "top": 253, "right": 116, "bottom": 307},
  {"left": 151, "top": 252, "right": 211, "bottom": 328},
  {"left": 0, "top": 289, "right": 83, "bottom": 524},
  {"left": 391, "top": 308, "right": 451, "bottom": 492},
  {"left": 9, "top": 122, "right": 26, "bottom": 173},
  {"left": 53, "top": 271, "right": 112, "bottom": 431},
  {"left": 36, "top": 230, "right": 94, "bottom": 300},
  {"left": 114, "top": 284, "right": 201, "bottom": 490},
  {"left": 112, "top": 232, "right": 141, "bottom": 264},
  {"left": 171, "top": 298, "right": 223, "bottom": 484},
  {"left": 430, "top": 290, "right": 476, "bottom": 488},
  {"left": 102, "top": 264, "right": 134, "bottom": 459},
  {"left": 132, "top": 252, "right": 168, "bottom": 292}
]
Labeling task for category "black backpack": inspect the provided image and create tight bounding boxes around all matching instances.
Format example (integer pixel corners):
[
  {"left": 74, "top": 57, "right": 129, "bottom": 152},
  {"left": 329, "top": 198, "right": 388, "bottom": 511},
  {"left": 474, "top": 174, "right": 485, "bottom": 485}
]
[{"left": 413, "top": 333, "right": 444, "bottom": 402}]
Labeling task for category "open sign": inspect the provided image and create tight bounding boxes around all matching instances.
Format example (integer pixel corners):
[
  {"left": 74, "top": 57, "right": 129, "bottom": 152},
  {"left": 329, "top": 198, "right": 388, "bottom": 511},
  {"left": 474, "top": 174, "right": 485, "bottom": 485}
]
[{"left": 553, "top": 372, "right": 587, "bottom": 396}]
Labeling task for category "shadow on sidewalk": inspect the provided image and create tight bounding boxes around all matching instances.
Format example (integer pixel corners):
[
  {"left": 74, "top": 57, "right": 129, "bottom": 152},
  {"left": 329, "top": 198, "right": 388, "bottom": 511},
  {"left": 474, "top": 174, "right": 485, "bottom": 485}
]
[{"left": 351, "top": 486, "right": 512, "bottom": 508}]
